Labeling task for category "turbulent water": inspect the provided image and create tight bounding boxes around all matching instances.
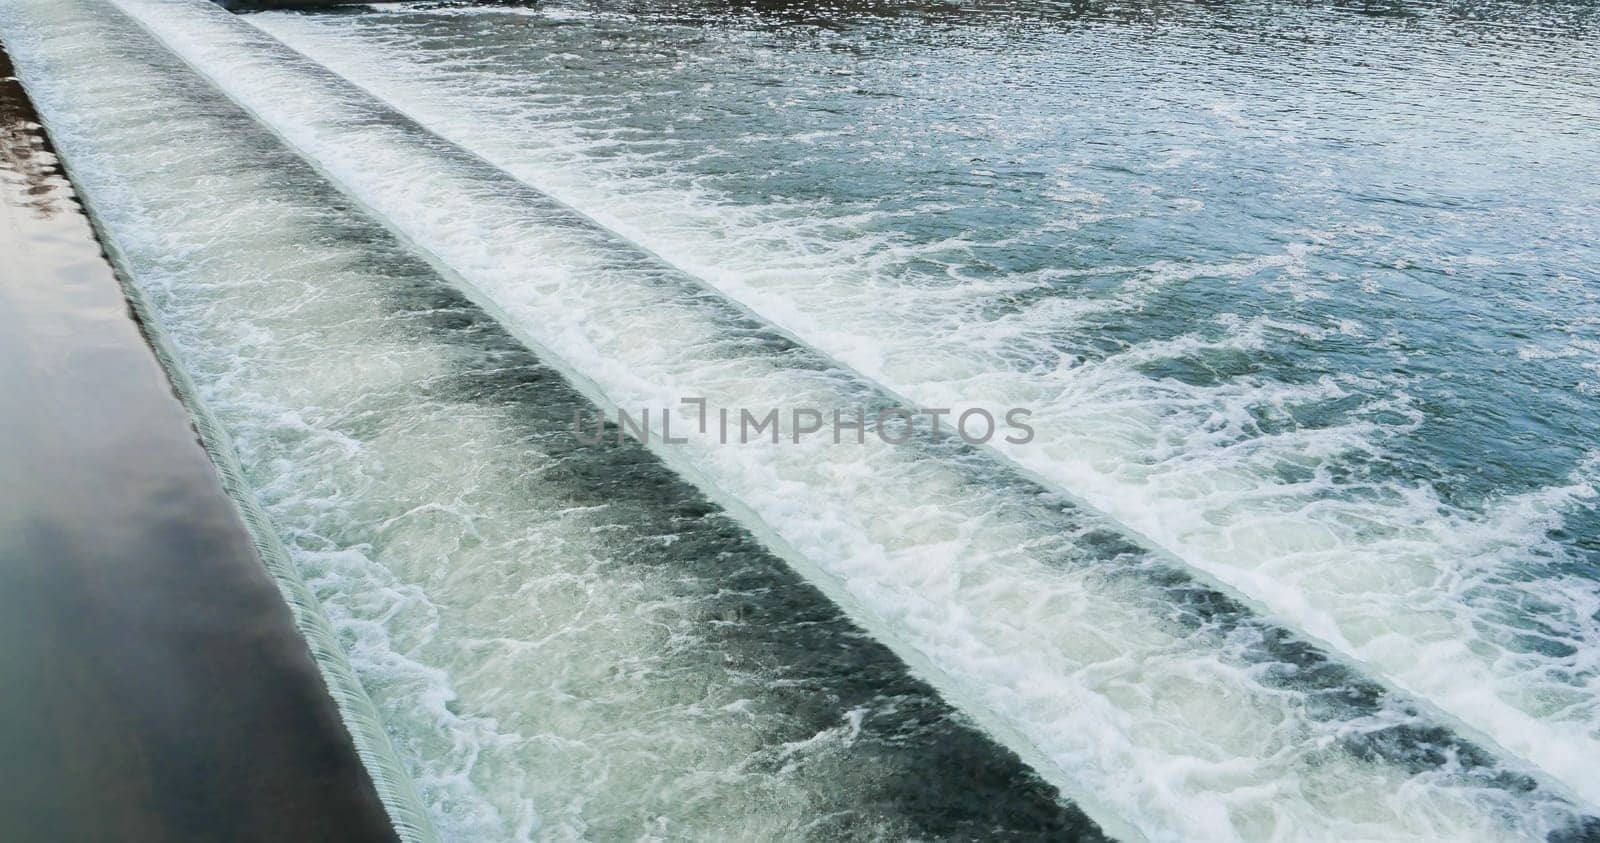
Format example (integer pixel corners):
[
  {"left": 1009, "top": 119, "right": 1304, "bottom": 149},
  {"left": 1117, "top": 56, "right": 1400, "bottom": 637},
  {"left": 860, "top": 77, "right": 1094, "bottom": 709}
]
[{"left": 3, "top": 0, "right": 1598, "bottom": 839}]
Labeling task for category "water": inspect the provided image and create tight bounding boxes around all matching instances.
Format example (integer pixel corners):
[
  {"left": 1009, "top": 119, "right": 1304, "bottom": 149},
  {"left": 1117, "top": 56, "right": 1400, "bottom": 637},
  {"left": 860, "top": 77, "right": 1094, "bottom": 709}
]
[
  {"left": 5, "top": 0, "right": 1598, "bottom": 839},
  {"left": 0, "top": 0, "right": 1103, "bottom": 839},
  {"left": 242, "top": 0, "right": 1600, "bottom": 815}
]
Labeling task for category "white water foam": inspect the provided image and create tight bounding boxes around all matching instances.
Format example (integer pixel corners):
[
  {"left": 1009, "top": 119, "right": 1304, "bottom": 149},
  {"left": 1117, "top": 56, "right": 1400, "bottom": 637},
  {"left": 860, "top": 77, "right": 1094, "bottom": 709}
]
[
  {"left": 0, "top": 2, "right": 954, "bottom": 837},
  {"left": 246, "top": 6, "right": 1600, "bottom": 808},
  {"left": 99, "top": 0, "right": 1591, "bottom": 838}
]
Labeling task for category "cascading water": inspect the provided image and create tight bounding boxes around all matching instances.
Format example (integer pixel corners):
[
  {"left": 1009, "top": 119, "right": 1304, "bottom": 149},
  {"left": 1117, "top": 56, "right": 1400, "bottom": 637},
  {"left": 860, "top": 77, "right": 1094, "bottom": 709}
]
[
  {"left": 0, "top": 1, "right": 1113, "bottom": 839},
  {"left": 242, "top": 0, "right": 1600, "bottom": 813},
  {"left": 3, "top": 0, "right": 1596, "bottom": 840}
]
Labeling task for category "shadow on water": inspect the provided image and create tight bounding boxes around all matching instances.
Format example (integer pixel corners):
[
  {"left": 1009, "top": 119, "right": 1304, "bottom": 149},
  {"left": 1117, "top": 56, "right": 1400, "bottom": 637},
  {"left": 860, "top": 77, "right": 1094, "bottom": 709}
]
[{"left": 393, "top": 278, "right": 1111, "bottom": 840}]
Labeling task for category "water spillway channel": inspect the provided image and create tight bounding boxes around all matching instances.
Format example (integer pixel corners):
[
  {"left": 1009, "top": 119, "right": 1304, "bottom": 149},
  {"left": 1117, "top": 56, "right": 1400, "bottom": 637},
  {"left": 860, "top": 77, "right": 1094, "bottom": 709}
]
[{"left": 4, "top": 0, "right": 1598, "bottom": 840}]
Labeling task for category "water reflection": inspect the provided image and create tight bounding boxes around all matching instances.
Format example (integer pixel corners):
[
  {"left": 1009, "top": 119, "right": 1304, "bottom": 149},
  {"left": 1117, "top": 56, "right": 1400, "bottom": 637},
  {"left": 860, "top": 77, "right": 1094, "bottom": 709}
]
[{"left": 0, "top": 51, "right": 62, "bottom": 216}]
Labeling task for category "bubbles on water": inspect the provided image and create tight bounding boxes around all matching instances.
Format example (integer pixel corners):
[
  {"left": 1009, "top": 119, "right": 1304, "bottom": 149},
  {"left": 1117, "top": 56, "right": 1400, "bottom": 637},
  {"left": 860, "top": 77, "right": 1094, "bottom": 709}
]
[{"left": 242, "top": 0, "right": 1600, "bottom": 811}]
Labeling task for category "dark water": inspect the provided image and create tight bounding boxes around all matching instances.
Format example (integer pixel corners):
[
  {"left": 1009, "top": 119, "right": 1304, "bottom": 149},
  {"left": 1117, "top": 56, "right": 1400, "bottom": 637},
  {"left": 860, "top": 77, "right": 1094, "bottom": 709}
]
[{"left": 0, "top": 43, "right": 394, "bottom": 843}]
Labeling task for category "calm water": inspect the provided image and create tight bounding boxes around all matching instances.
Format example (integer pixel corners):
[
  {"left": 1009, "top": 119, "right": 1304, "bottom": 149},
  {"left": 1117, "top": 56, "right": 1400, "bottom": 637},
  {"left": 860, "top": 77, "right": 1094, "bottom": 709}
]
[{"left": 4, "top": 0, "right": 1598, "bottom": 839}]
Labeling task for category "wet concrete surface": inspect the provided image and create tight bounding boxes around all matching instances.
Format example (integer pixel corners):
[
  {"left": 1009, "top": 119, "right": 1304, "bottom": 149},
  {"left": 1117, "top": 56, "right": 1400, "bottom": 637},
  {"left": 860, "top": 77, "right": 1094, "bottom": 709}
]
[{"left": 0, "top": 43, "right": 398, "bottom": 843}]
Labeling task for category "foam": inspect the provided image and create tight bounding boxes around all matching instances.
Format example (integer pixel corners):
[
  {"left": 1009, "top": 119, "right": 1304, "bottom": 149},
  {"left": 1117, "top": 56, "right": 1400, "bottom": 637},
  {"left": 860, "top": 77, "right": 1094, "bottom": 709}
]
[
  {"left": 247, "top": 5, "right": 1600, "bottom": 807},
  {"left": 1, "top": 3, "right": 924, "bottom": 837},
  {"left": 102, "top": 0, "right": 1592, "bottom": 838}
]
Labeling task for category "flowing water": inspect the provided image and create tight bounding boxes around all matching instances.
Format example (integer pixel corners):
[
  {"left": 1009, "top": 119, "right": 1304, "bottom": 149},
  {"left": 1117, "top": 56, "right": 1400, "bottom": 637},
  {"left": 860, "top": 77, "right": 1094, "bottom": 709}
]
[
  {"left": 3, "top": 0, "right": 1598, "bottom": 839},
  {"left": 242, "top": 0, "right": 1600, "bottom": 801},
  {"left": 0, "top": 1, "right": 1113, "bottom": 839}
]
